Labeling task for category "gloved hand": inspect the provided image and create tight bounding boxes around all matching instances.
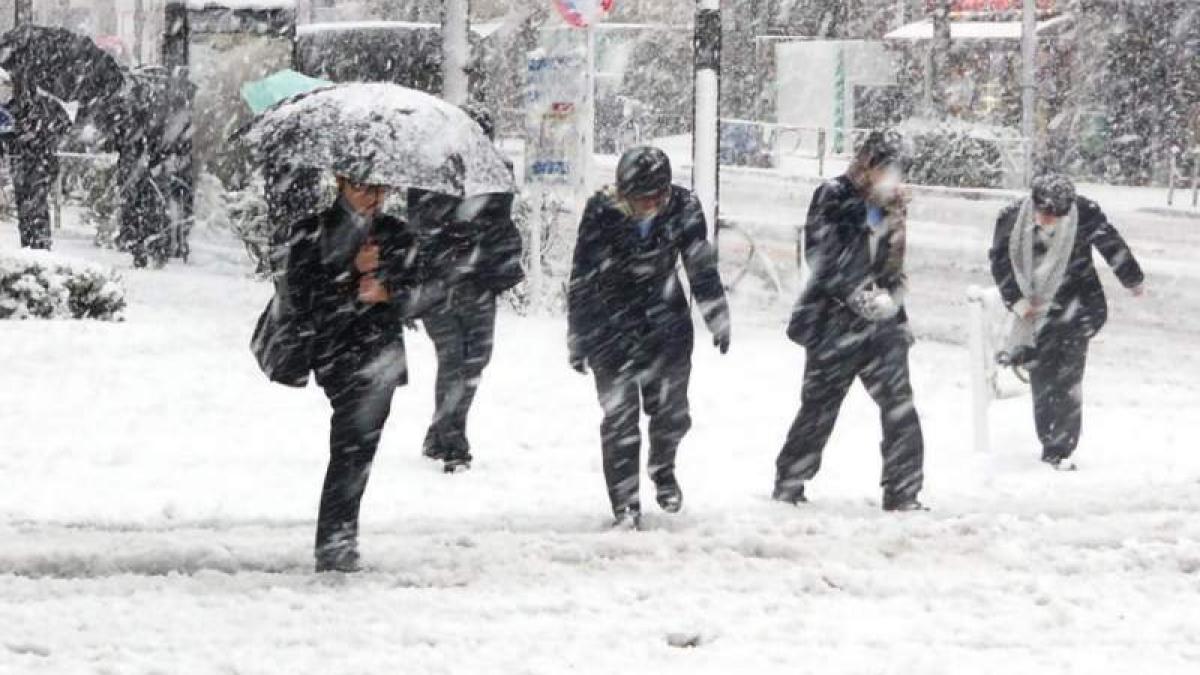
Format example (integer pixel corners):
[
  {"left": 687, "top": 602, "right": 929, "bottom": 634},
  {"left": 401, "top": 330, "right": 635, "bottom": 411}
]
[
  {"left": 848, "top": 287, "right": 900, "bottom": 322},
  {"left": 713, "top": 329, "right": 731, "bottom": 355},
  {"left": 570, "top": 354, "right": 588, "bottom": 374}
]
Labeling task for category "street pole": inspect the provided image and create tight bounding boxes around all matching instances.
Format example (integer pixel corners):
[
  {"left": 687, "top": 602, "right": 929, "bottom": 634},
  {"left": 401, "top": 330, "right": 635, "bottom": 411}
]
[
  {"left": 14, "top": 0, "right": 32, "bottom": 26},
  {"left": 441, "top": 0, "right": 470, "bottom": 106},
  {"left": 582, "top": 21, "right": 596, "bottom": 199},
  {"left": 693, "top": 0, "right": 721, "bottom": 257},
  {"left": 1021, "top": 0, "right": 1037, "bottom": 186}
]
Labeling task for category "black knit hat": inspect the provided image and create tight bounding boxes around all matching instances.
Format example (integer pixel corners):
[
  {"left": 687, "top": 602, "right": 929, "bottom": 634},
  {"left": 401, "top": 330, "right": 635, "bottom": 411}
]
[
  {"left": 461, "top": 102, "right": 495, "bottom": 140},
  {"left": 1031, "top": 173, "right": 1076, "bottom": 216},
  {"left": 617, "top": 146, "right": 672, "bottom": 198}
]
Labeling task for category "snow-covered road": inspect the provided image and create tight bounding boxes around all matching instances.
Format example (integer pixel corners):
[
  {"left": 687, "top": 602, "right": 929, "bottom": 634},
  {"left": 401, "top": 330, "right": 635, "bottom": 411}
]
[{"left": 2, "top": 214, "right": 1198, "bottom": 673}]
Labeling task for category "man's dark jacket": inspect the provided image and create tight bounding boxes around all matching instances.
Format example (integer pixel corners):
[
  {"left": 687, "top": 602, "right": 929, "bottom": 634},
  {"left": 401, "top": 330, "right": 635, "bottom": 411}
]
[
  {"left": 787, "top": 175, "right": 907, "bottom": 350},
  {"left": 277, "top": 206, "right": 436, "bottom": 388},
  {"left": 568, "top": 185, "right": 729, "bottom": 370},
  {"left": 989, "top": 196, "right": 1144, "bottom": 339},
  {"left": 406, "top": 189, "right": 524, "bottom": 300}
]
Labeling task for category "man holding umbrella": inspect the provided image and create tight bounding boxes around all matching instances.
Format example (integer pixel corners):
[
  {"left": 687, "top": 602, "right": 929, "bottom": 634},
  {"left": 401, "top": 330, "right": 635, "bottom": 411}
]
[
  {"left": 238, "top": 83, "right": 515, "bottom": 570},
  {"left": 568, "top": 146, "right": 732, "bottom": 528},
  {"left": 0, "top": 25, "right": 125, "bottom": 249}
]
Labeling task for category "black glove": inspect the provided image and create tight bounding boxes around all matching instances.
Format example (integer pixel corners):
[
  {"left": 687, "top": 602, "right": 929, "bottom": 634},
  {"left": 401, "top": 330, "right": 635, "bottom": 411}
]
[
  {"left": 569, "top": 354, "right": 588, "bottom": 374},
  {"left": 713, "top": 331, "right": 730, "bottom": 355}
]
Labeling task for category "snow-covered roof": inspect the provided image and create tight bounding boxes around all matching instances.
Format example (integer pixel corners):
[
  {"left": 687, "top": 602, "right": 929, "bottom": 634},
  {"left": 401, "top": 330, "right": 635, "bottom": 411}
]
[
  {"left": 185, "top": 0, "right": 295, "bottom": 10},
  {"left": 884, "top": 14, "right": 1071, "bottom": 41},
  {"left": 297, "top": 21, "right": 498, "bottom": 38}
]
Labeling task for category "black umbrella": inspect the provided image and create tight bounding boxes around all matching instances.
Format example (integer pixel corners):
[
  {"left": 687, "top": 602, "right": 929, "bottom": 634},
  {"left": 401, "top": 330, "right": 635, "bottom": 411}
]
[
  {"left": 233, "top": 83, "right": 514, "bottom": 197},
  {"left": 0, "top": 25, "right": 126, "bottom": 107}
]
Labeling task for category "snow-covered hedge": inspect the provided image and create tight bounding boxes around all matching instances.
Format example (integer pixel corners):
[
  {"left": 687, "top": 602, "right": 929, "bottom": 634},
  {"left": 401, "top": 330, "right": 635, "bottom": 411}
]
[
  {"left": 900, "top": 119, "right": 1018, "bottom": 189},
  {"left": 0, "top": 250, "right": 126, "bottom": 321}
]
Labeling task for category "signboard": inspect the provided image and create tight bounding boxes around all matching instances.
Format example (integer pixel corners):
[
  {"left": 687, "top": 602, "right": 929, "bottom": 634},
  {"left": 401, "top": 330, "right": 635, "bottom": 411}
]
[
  {"left": 554, "top": 0, "right": 614, "bottom": 29},
  {"left": 526, "top": 53, "right": 587, "bottom": 185},
  {"left": 929, "top": 0, "right": 1055, "bottom": 13}
]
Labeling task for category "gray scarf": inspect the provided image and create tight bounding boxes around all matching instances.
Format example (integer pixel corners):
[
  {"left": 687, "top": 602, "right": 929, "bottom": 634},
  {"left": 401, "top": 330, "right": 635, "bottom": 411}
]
[{"left": 1004, "top": 197, "right": 1078, "bottom": 352}]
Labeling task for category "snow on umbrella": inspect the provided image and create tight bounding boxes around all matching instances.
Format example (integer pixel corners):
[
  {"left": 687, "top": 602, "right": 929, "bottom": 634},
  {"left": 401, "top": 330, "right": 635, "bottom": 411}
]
[
  {"left": 0, "top": 25, "right": 126, "bottom": 108},
  {"left": 240, "top": 69, "right": 331, "bottom": 115},
  {"left": 233, "top": 82, "right": 514, "bottom": 197}
]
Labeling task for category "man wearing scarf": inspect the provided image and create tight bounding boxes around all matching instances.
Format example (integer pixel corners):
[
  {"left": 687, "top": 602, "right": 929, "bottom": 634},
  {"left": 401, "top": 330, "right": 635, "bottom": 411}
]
[
  {"left": 774, "top": 129, "right": 926, "bottom": 512},
  {"left": 990, "top": 173, "right": 1145, "bottom": 470}
]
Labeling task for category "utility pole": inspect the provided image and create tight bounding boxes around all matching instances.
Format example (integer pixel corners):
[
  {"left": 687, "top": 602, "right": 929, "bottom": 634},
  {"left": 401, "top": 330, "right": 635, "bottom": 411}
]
[
  {"left": 1020, "top": 0, "right": 1037, "bottom": 186},
  {"left": 693, "top": 0, "right": 721, "bottom": 256},
  {"left": 14, "top": 0, "right": 31, "bottom": 26},
  {"left": 927, "top": 0, "right": 951, "bottom": 114},
  {"left": 134, "top": 0, "right": 146, "bottom": 65},
  {"left": 441, "top": 0, "right": 470, "bottom": 105}
]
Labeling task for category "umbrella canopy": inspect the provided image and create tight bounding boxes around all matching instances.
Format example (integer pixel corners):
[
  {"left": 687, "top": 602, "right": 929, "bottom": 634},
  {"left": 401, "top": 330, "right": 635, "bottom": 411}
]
[
  {"left": 234, "top": 82, "right": 514, "bottom": 197},
  {"left": 240, "top": 69, "right": 331, "bottom": 115},
  {"left": 0, "top": 25, "right": 126, "bottom": 107}
]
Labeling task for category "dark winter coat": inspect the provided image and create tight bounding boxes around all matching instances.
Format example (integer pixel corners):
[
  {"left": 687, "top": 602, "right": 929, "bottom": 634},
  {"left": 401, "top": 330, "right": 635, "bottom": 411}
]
[
  {"left": 9, "top": 87, "right": 71, "bottom": 155},
  {"left": 989, "top": 196, "right": 1144, "bottom": 339},
  {"left": 407, "top": 188, "right": 525, "bottom": 305},
  {"left": 787, "top": 175, "right": 908, "bottom": 350},
  {"left": 568, "top": 184, "right": 730, "bottom": 371},
  {"left": 282, "top": 203, "right": 434, "bottom": 388}
]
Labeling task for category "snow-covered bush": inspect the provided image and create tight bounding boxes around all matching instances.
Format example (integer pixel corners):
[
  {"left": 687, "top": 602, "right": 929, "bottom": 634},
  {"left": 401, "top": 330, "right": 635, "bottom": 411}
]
[
  {"left": 0, "top": 250, "right": 126, "bottom": 321},
  {"left": 900, "top": 120, "right": 1017, "bottom": 189}
]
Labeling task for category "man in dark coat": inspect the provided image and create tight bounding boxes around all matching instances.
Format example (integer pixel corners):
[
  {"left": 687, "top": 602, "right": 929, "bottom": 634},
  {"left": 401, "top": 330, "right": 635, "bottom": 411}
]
[
  {"left": 568, "top": 146, "right": 731, "bottom": 528},
  {"left": 9, "top": 82, "right": 71, "bottom": 249},
  {"left": 408, "top": 187, "right": 524, "bottom": 472},
  {"left": 989, "top": 173, "right": 1144, "bottom": 470},
  {"left": 774, "top": 130, "right": 926, "bottom": 512},
  {"left": 115, "top": 69, "right": 170, "bottom": 268},
  {"left": 283, "top": 176, "right": 441, "bottom": 572},
  {"left": 406, "top": 105, "right": 524, "bottom": 472}
]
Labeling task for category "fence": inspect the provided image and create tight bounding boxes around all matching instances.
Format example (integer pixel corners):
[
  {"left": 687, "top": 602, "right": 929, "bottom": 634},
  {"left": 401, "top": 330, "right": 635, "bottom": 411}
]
[{"left": 1167, "top": 146, "right": 1200, "bottom": 208}]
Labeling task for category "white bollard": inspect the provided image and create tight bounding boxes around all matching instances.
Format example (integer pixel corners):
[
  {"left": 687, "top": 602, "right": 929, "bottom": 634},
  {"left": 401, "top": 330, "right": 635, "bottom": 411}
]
[{"left": 966, "top": 285, "right": 992, "bottom": 454}]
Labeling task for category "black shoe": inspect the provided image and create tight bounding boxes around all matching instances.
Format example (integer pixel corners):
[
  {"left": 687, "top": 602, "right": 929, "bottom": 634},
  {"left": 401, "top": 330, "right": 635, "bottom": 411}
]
[
  {"left": 423, "top": 445, "right": 447, "bottom": 461},
  {"left": 655, "top": 476, "right": 683, "bottom": 514},
  {"left": 772, "top": 481, "right": 807, "bottom": 505},
  {"left": 1042, "top": 456, "right": 1078, "bottom": 471},
  {"left": 611, "top": 505, "right": 642, "bottom": 530},
  {"left": 882, "top": 496, "right": 929, "bottom": 512},
  {"left": 315, "top": 546, "right": 361, "bottom": 573}
]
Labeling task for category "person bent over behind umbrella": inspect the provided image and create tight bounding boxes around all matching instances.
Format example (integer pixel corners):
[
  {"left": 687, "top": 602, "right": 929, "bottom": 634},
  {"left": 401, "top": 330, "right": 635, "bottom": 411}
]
[
  {"left": 568, "top": 146, "right": 731, "bottom": 529},
  {"left": 773, "top": 129, "right": 926, "bottom": 512},
  {"left": 282, "top": 176, "right": 440, "bottom": 572},
  {"left": 989, "top": 173, "right": 1144, "bottom": 471}
]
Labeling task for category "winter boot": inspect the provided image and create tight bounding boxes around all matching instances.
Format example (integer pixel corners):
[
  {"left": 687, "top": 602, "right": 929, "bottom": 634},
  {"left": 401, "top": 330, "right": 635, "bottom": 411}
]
[
  {"left": 443, "top": 447, "right": 472, "bottom": 473},
  {"left": 315, "top": 544, "right": 361, "bottom": 573},
  {"left": 611, "top": 505, "right": 642, "bottom": 530},
  {"left": 882, "top": 495, "right": 929, "bottom": 512},
  {"left": 654, "top": 474, "right": 683, "bottom": 514},
  {"left": 772, "top": 480, "right": 807, "bottom": 505},
  {"left": 1042, "top": 456, "right": 1078, "bottom": 472}
]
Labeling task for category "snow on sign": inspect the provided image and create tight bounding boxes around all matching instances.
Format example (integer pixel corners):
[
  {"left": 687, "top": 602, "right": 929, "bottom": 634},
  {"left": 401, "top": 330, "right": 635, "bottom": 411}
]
[{"left": 553, "top": 0, "right": 614, "bottom": 28}]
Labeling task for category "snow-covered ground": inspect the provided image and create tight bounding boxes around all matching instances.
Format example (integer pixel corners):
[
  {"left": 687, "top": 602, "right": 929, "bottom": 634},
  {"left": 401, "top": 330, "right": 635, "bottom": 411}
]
[{"left": 2, "top": 202, "right": 1199, "bottom": 674}]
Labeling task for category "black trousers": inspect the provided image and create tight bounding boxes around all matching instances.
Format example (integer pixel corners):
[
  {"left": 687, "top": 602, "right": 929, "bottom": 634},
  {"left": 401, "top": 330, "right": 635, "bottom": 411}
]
[
  {"left": 315, "top": 356, "right": 403, "bottom": 556},
  {"left": 775, "top": 326, "right": 924, "bottom": 501},
  {"left": 12, "top": 151, "right": 57, "bottom": 250},
  {"left": 591, "top": 349, "right": 692, "bottom": 515},
  {"left": 422, "top": 293, "right": 497, "bottom": 460},
  {"left": 1030, "top": 333, "right": 1089, "bottom": 461}
]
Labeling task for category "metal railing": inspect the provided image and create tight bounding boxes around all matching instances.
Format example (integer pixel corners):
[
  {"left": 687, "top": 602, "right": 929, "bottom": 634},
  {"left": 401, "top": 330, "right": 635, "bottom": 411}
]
[{"left": 1167, "top": 146, "right": 1200, "bottom": 208}]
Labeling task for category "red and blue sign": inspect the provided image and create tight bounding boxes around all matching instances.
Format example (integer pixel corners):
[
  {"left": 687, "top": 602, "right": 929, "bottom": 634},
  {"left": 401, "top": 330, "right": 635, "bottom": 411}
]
[{"left": 554, "top": 0, "right": 615, "bottom": 28}]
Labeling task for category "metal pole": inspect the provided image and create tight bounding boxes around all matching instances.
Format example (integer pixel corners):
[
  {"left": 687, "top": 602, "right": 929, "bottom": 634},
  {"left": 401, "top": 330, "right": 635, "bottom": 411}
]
[
  {"left": 693, "top": 0, "right": 721, "bottom": 257},
  {"left": 441, "top": 0, "right": 470, "bottom": 106},
  {"left": 15, "top": 0, "right": 32, "bottom": 25},
  {"left": 583, "top": 22, "right": 596, "bottom": 199},
  {"left": 966, "top": 286, "right": 992, "bottom": 455},
  {"left": 134, "top": 0, "right": 146, "bottom": 65},
  {"left": 1021, "top": 0, "right": 1037, "bottom": 187}
]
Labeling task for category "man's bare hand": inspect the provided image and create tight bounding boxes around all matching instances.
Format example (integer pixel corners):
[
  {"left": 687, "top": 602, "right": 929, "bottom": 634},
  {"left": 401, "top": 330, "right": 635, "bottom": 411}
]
[
  {"left": 354, "top": 243, "right": 380, "bottom": 274},
  {"left": 358, "top": 275, "right": 389, "bottom": 304}
]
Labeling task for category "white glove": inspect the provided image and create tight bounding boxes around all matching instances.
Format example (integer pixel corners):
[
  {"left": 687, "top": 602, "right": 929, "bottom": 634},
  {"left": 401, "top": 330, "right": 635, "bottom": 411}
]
[{"left": 849, "top": 287, "right": 901, "bottom": 322}]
